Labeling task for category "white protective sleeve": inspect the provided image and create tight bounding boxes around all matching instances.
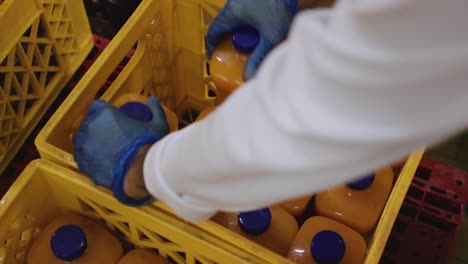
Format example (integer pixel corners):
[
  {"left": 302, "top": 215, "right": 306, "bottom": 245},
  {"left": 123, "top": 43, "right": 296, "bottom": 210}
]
[{"left": 144, "top": 0, "right": 468, "bottom": 223}]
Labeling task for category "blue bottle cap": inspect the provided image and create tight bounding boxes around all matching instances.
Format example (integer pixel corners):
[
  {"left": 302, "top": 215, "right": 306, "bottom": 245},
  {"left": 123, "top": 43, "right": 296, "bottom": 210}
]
[
  {"left": 232, "top": 25, "right": 260, "bottom": 54},
  {"left": 119, "top": 102, "right": 153, "bottom": 123},
  {"left": 346, "top": 173, "right": 376, "bottom": 191},
  {"left": 311, "top": 230, "right": 346, "bottom": 264},
  {"left": 50, "top": 225, "right": 88, "bottom": 261},
  {"left": 238, "top": 208, "right": 272, "bottom": 235}
]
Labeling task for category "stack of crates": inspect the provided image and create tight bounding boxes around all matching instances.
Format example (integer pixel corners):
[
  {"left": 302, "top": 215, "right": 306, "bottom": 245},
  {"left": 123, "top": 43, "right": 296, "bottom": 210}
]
[
  {"left": 0, "top": 34, "right": 134, "bottom": 197},
  {"left": 0, "top": 0, "right": 93, "bottom": 174},
  {"left": 0, "top": 0, "right": 425, "bottom": 263}
]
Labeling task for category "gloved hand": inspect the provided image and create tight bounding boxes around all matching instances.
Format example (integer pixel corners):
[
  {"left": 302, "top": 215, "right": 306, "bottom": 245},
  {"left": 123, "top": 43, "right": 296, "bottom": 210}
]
[
  {"left": 206, "top": 0, "right": 299, "bottom": 80},
  {"left": 72, "top": 96, "right": 169, "bottom": 206}
]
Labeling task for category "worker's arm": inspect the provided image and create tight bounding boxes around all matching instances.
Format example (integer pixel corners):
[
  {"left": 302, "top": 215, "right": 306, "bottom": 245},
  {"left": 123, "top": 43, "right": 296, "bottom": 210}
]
[
  {"left": 73, "top": 0, "right": 468, "bottom": 223},
  {"left": 138, "top": 0, "right": 468, "bottom": 222}
]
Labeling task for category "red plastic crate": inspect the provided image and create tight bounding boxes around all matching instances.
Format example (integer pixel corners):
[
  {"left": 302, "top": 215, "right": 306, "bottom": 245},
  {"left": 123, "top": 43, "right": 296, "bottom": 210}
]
[
  {"left": 405, "top": 184, "right": 465, "bottom": 223},
  {"left": 85, "top": 35, "right": 135, "bottom": 71},
  {"left": 382, "top": 157, "right": 467, "bottom": 264},
  {"left": 382, "top": 201, "right": 462, "bottom": 264},
  {"left": 414, "top": 158, "right": 468, "bottom": 204},
  {"left": 381, "top": 211, "right": 460, "bottom": 264}
]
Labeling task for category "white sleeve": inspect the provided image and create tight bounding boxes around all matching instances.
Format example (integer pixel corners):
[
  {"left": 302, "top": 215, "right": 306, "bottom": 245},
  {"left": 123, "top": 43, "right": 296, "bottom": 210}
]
[{"left": 144, "top": 0, "right": 468, "bottom": 223}]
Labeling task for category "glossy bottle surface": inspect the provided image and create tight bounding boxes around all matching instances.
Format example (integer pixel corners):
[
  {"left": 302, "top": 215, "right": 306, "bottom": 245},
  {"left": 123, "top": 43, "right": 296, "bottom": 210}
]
[
  {"left": 112, "top": 93, "right": 179, "bottom": 132},
  {"left": 279, "top": 196, "right": 313, "bottom": 218},
  {"left": 315, "top": 167, "right": 394, "bottom": 234},
  {"left": 26, "top": 214, "right": 123, "bottom": 264},
  {"left": 287, "top": 216, "right": 366, "bottom": 264},
  {"left": 210, "top": 26, "right": 259, "bottom": 105},
  {"left": 117, "top": 249, "right": 170, "bottom": 264},
  {"left": 211, "top": 207, "right": 298, "bottom": 256}
]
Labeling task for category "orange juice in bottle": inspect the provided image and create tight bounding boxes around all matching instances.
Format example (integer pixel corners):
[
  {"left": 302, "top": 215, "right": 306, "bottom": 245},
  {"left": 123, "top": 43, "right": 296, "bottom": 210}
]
[
  {"left": 118, "top": 249, "right": 170, "bottom": 264},
  {"left": 26, "top": 214, "right": 123, "bottom": 264},
  {"left": 210, "top": 25, "right": 260, "bottom": 104},
  {"left": 287, "top": 216, "right": 366, "bottom": 264},
  {"left": 279, "top": 196, "right": 313, "bottom": 218},
  {"left": 112, "top": 93, "right": 178, "bottom": 132},
  {"left": 315, "top": 167, "right": 394, "bottom": 234},
  {"left": 211, "top": 207, "right": 298, "bottom": 256}
]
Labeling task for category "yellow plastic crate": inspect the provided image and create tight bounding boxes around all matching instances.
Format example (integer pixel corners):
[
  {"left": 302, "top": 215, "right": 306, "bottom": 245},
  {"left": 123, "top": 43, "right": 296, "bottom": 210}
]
[
  {"left": 159, "top": 151, "right": 425, "bottom": 264},
  {"left": 0, "top": 0, "right": 93, "bottom": 174},
  {"left": 34, "top": 0, "right": 426, "bottom": 262},
  {"left": 35, "top": 0, "right": 221, "bottom": 168},
  {"left": 0, "top": 159, "right": 271, "bottom": 264}
]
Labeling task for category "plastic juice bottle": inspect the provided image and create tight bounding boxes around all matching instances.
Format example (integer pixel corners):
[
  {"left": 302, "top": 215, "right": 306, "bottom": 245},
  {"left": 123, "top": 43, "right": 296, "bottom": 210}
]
[
  {"left": 210, "top": 25, "right": 260, "bottom": 105},
  {"left": 70, "top": 94, "right": 178, "bottom": 140},
  {"left": 315, "top": 167, "right": 394, "bottom": 234},
  {"left": 287, "top": 216, "right": 366, "bottom": 264},
  {"left": 211, "top": 207, "right": 298, "bottom": 256},
  {"left": 117, "top": 249, "right": 170, "bottom": 264},
  {"left": 197, "top": 26, "right": 258, "bottom": 121},
  {"left": 26, "top": 214, "right": 123, "bottom": 264},
  {"left": 112, "top": 93, "right": 179, "bottom": 132},
  {"left": 279, "top": 196, "right": 313, "bottom": 218}
]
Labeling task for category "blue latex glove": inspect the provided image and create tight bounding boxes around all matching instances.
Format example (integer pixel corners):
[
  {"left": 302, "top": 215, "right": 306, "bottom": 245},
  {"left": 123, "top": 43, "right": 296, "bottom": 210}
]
[
  {"left": 72, "top": 96, "right": 169, "bottom": 206},
  {"left": 206, "top": 0, "right": 299, "bottom": 80}
]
